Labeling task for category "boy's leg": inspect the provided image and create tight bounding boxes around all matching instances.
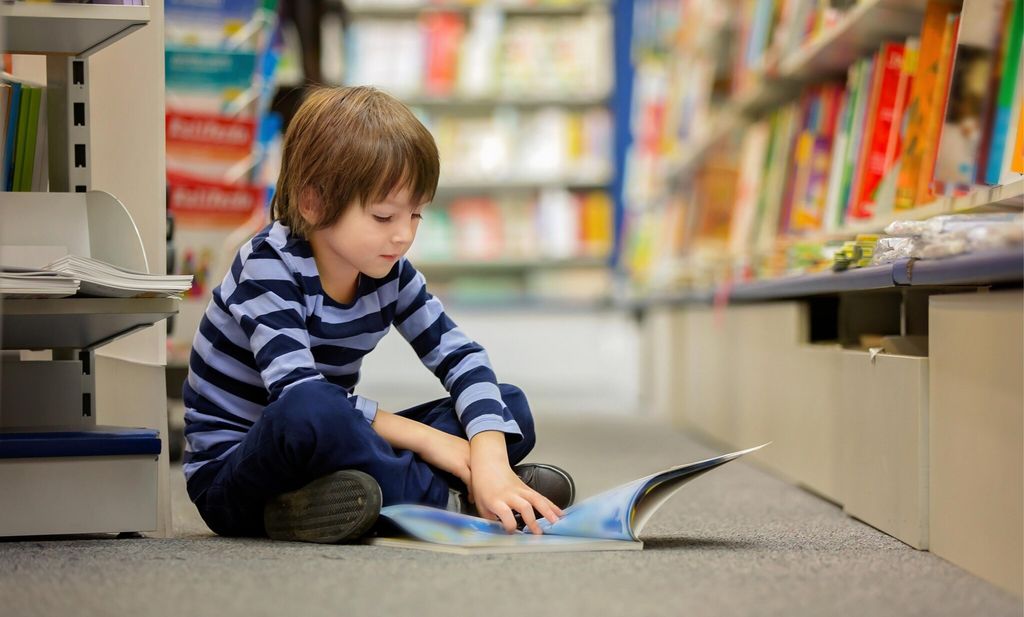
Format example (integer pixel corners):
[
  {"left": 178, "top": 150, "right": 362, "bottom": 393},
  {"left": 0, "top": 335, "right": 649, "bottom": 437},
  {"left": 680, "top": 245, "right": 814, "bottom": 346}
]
[
  {"left": 396, "top": 383, "right": 537, "bottom": 465},
  {"left": 189, "top": 379, "right": 450, "bottom": 537}
]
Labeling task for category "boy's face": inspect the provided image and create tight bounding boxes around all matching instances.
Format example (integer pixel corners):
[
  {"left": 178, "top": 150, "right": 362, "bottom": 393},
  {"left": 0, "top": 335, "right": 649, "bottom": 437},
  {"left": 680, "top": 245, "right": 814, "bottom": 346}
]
[{"left": 306, "top": 185, "right": 427, "bottom": 285}]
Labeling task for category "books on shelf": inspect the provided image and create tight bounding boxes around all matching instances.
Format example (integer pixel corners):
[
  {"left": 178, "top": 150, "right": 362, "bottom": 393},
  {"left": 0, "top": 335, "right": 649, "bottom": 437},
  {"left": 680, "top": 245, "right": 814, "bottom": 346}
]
[
  {"left": 345, "top": 6, "right": 612, "bottom": 100},
  {"left": 1, "top": 76, "right": 47, "bottom": 192},
  {"left": 0, "top": 256, "right": 193, "bottom": 299},
  {"left": 409, "top": 189, "right": 614, "bottom": 264}
]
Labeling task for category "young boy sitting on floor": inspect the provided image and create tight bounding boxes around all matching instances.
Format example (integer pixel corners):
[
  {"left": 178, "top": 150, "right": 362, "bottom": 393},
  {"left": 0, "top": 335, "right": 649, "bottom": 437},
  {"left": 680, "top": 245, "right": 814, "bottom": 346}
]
[{"left": 181, "top": 86, "right": 575, "bottom": 543}]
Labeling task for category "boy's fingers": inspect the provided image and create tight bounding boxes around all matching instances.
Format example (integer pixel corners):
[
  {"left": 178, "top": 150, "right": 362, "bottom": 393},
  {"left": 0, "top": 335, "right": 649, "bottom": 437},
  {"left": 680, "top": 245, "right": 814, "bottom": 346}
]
[
  {"left": 514, "top": 497, "right": 542, "bottom": 535},
  {"left": 491, "top": 502, "right": 518, "bottom": 533},
  {"left": 532, "top": 495, "right": 561, "bottom": 525}
]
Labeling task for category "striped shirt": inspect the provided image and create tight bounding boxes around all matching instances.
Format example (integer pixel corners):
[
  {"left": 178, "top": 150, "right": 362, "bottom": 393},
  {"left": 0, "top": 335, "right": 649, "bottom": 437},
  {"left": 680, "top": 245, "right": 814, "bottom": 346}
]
[{"left": 182, "top": 221, "right": 521, "bottom": 481}]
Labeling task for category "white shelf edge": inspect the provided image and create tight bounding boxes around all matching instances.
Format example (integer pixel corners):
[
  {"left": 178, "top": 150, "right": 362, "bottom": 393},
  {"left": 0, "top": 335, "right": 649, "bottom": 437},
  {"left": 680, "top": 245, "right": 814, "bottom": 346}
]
[{"left": 0, "top": 3, "right": 151, "bottom": 57}]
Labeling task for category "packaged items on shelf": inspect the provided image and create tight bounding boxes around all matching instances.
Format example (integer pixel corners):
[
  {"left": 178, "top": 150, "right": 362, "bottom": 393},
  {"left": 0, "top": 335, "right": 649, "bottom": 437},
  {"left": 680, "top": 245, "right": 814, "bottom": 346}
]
[
  {"left": 1, "top": 76, "right": 47, "bottom": 192},
  {"left": 874, "top": 212, "right": 1024, "bottom": 262}
]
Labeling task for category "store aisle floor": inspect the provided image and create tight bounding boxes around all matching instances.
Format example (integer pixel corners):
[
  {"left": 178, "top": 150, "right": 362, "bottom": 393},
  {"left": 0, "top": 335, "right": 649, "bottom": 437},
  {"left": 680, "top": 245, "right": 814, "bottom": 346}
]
[{"left": 2, "top": 416, "right": 1019, "bottom": 617}]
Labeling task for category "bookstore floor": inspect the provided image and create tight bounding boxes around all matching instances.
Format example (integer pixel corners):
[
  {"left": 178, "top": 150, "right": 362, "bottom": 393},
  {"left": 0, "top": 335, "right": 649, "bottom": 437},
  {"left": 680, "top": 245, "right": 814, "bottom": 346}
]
[{"left": 1, "top": 416, "right": 1019, "bottom": 617}]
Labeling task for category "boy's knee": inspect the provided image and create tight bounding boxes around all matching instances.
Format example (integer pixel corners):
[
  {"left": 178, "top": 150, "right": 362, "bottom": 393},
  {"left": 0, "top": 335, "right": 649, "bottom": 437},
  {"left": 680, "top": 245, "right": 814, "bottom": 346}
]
[
  {"left": 499, "top": 383, "right": 535, "bottom": 451},
  {"left": 264, "top": 380, "right": 362, "bottom": 444}
]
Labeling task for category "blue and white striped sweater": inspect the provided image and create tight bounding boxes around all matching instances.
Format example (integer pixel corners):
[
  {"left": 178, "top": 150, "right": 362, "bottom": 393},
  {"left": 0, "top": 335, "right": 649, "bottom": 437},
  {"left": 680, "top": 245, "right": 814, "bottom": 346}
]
[{"left": 182, "top": 221, "right": 521, "bottom": 480}]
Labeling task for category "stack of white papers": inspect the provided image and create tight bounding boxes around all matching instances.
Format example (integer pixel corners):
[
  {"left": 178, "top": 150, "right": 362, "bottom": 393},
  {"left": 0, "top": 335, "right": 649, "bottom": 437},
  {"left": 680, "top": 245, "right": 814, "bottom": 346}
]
[
  {"left": 0, "top": 267, "right": 80, "bottom": 298},
  {"left": 42, "top": 255, "right": 194, "bottom": 298}
]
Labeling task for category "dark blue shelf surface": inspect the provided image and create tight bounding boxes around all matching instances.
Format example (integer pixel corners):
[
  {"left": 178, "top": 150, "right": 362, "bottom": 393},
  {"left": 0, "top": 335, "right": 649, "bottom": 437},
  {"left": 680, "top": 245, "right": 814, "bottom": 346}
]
[
  {"left": 0, "top": 427, "right": 161, "bottom": 459},
  {"left": 894, "top": 248, "right": 1024, "bottom": 287},
  {"left": 644, "top": 247, "right": 1023, "bottom": 306}
]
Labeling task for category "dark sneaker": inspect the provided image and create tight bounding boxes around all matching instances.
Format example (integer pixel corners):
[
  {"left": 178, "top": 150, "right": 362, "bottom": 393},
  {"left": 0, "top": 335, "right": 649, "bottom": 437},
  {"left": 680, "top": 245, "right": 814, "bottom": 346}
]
[
  {"left": 514, "top": 463, "right": 576, "bottom": 510},
  {"left": 264, "top": 470, "right": 381, "bottom": 544}
]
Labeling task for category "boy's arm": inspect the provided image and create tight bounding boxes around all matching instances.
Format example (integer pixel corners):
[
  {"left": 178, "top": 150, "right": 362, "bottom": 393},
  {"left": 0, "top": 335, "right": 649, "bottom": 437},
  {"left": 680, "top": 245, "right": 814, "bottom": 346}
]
[
  {"left": 370, "top": 409, "right": 472, "bottom": 489},
  {"left": 392, "top": 259, "right": 521, "bottom": 443}
]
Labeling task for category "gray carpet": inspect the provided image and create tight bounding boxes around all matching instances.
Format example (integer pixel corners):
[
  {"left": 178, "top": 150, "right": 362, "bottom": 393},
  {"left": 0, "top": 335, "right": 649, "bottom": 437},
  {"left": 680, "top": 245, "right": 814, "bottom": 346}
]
[{"left": 1, "top": 416, "right": 1020, "bottom": 617}]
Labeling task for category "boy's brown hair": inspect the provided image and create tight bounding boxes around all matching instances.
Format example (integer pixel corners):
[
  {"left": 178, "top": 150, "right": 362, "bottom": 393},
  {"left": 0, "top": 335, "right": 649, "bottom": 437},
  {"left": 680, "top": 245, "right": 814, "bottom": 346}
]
[{"left": 271, "top": 86, "right": 440, "bottom": 237}]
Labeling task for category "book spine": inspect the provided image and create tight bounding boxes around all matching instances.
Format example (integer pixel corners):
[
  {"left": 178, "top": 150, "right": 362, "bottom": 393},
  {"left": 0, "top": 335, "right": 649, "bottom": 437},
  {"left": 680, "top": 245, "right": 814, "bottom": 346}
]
[
  {"left": 851, "top": 43, "right": 904, "bottom": 219},
  {"left": 3, "top": 83, "right": 20, "bottom": 192},
  {"left": 19, "top": 87, "right": 41, "bottom": 192},
  {"left": 915, "top": 13, "right": 961, "bottom": 206},
  {"left": 984, "top": 0, "right": 1023, "bottom": 184}
]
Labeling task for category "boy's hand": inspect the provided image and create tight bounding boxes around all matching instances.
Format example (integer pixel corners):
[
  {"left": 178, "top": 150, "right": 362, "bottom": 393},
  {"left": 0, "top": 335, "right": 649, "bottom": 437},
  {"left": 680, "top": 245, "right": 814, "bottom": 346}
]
[{"left": 469, "top": 431, "right": 563, "bottom": 535}]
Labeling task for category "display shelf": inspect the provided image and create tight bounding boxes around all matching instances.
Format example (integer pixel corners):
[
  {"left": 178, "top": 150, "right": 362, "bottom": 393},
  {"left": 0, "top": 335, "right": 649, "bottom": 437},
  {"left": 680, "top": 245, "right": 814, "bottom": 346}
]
[
  {"left": 727, "top": 264, "right": 896, "bottom": 302},
  {"left": 0, "top": 3, "right": 151, "bottom": 57},
  {"left": 416, "top": 256, "right": 608, "bottom": 275},
  {"left": 1, "top": 298, "right": 178, "bottom": 351},
  {"left": 894, "top": 248, "right": 1024, "bottom": 287},
  {"left": 347, "top": 1, "right": 608, "bottom": 17}
]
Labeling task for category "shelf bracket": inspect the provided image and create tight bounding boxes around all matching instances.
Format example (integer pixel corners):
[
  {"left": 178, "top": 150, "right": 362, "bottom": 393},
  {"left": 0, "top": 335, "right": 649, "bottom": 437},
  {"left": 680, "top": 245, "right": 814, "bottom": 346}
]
[{"left": 46, "top": 55, "right": 90, "bottom": 192}]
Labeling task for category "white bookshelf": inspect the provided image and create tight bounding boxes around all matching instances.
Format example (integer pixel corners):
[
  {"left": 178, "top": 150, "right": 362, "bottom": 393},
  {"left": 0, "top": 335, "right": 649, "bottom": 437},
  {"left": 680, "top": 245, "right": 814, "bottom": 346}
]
[{"left": 0, "top": 3, "right": 173, "bottom": 538}]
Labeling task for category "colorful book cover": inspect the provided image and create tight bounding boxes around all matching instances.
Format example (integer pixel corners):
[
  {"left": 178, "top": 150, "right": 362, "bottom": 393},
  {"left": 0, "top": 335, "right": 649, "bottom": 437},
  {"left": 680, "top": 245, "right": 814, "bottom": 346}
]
[
  {"left": 165, "top": 111, "right": 258, "bottom": 182},
  {"left": 838, "top": 57, "right": 875, "bottom": 224},
  {"left": 165, "top": 46, "right": 258, "bottom": 92},
  {"left": 933, "top": 0, "right": 1006, "bottom": 192},
  {"left": 422, "top": 11, "right": 464, "bottom": 97},
  {"left": 894, "top": 1, "right": 958, "bottom": 209},
  {"left": 851, "top": 42, "right": 906, "bottom": 219},
  {"left": 984, "top": 0, "right": 1023, "bottom": 184},
  {"left": 822, "top": 83, "right": 853, "bottom": 231}
]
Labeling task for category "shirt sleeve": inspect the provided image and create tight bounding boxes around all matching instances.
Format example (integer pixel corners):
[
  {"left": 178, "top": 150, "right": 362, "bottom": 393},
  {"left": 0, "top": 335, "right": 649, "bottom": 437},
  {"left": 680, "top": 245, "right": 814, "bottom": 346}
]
[
  {"left": 220, "top": 238, "right": 378, "bottom": 423},
  {"left": 392, "top": 258, "right": 522, "bottom": 442}
]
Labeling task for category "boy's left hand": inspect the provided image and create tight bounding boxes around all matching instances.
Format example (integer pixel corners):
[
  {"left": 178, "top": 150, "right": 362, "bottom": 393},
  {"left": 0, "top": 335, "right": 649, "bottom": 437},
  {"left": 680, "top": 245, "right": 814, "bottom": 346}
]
[{"left": 469, "top": 431, "right": 562, "bottom": 535}]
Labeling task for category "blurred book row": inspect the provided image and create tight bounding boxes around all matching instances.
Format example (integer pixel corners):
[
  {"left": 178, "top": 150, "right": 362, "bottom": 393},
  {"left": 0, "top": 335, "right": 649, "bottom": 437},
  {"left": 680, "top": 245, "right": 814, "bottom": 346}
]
[
  {"left": 409, "top": 189, "right": 614, "bottom": 263},
  {"left": 623, "top": 0, "right": 1024, "bottom": 292},
  {"left": 346, "top": 5, "right": 612, "bottom": 100},
  {"left": 429, "top": 107, "right": 612, "bottom": 185}
]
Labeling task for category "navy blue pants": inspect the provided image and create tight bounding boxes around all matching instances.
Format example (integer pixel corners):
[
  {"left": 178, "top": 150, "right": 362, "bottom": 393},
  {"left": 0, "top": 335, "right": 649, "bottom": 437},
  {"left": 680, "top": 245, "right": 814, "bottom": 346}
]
[{"left": 187, "top": 379, "right": 536, "bottom": 537}]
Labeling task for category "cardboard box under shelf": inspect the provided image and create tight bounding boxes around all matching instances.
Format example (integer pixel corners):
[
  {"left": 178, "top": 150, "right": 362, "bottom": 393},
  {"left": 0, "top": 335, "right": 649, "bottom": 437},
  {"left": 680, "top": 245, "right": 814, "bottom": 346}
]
[{"left": 839, "top": 350, "right": 929, "bottom": 549}]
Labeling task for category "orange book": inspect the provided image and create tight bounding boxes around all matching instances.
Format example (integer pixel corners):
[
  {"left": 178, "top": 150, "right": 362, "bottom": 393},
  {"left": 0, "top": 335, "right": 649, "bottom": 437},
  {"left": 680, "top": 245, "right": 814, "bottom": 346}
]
[
  {"left": 895, "top": 2, "right": 957, "bottom": 209},
  {"left": 1013, "top": 102, "right": 1024, "bottom": 173},
  {"left": 914, "top": 13, "right": 961, "bottom": 206}
]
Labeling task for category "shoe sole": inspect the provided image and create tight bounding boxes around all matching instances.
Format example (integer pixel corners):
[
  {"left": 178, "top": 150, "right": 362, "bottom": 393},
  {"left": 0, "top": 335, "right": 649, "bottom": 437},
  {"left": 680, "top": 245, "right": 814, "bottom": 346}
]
[{"left": 264, "top": 470, "right": 381, "bottom": 544}]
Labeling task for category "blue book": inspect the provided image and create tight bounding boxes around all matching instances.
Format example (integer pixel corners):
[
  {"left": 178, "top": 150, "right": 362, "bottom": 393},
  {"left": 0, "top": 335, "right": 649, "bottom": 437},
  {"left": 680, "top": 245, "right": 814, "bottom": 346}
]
[{"left": 3, "top": 82, "right": 22, "bottom": 191}]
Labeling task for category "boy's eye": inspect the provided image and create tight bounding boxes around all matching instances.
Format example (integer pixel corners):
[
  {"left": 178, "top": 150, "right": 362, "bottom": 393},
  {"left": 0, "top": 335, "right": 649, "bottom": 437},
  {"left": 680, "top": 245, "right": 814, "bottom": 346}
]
[
  {"left": 373, "top": 215, "right": 392, "bottom": 223},
  {"left": 412, "top": 213, "right": 424, "bottom": 220}
]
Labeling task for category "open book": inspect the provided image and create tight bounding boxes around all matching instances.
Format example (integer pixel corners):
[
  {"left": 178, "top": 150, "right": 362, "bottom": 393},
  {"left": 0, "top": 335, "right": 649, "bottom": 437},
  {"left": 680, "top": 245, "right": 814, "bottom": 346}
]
[{"left": 368, "top": 444, "right": 766, "bottom": 554}]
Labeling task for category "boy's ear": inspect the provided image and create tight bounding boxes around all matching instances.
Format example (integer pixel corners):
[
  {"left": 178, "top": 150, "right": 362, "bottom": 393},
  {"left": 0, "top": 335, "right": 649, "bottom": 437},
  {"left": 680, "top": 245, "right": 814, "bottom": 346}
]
[{"left": 297, "top": 187, "right": 322, "bottom": 226}]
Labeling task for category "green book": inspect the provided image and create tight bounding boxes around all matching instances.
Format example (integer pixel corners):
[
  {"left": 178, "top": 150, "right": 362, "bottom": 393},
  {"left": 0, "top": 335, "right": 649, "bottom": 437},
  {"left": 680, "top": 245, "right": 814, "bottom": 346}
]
[
  {"left": 18, "top": 87, "right": 41, "bottom": 192},
  {"left": 11, "top": 86, "right": 31, "bottom": 192}
]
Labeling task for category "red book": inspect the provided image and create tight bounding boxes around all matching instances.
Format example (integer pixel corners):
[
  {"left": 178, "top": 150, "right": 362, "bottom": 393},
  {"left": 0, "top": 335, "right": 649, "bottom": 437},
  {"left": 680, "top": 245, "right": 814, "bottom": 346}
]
[
  {"left": 422, "top": 12, "right": 464, "bottom": 97},
  {"left": 851, "top": 42, "right": 906, "bottom": 219}
]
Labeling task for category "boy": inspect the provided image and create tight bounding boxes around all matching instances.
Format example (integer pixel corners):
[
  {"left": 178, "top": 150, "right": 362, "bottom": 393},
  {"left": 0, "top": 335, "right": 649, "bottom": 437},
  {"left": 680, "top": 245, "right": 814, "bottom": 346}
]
[{"left": 182, "top": 86, "right": 575, "bottom": 543}]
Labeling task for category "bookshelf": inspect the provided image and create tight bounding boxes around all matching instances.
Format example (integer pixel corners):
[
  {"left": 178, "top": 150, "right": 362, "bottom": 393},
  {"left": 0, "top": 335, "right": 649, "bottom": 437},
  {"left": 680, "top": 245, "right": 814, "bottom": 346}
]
[
  {"left": 0, "top": 2, "right": 173, "bottom": 538},
  {"left": 633, "top": 0, "right": 1024, "bottom": 595},
  {"left": 341, "top": 0, "right": 620, "bottom": 306}
]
